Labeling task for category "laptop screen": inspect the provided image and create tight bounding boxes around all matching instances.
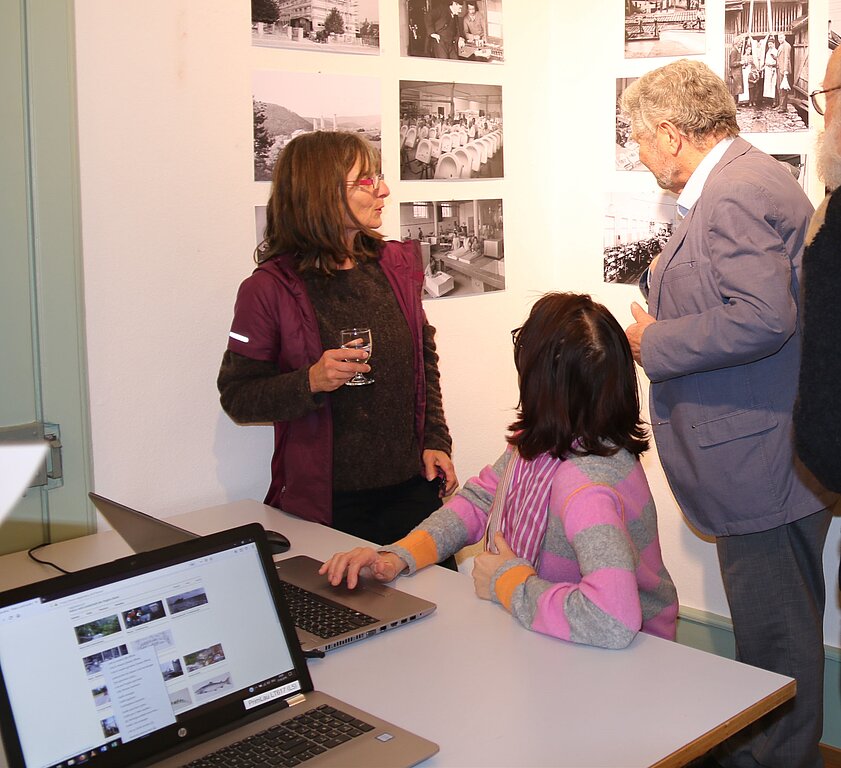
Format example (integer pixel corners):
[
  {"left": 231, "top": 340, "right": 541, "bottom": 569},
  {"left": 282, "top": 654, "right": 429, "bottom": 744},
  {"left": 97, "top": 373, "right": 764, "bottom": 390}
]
[{"left": 0, "top": 525, "right": 308, "bottom": 768}]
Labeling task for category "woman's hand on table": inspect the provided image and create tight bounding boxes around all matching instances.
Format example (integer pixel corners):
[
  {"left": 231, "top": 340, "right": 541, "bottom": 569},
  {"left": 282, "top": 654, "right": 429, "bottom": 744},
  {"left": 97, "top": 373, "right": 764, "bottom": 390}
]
[{"left": 319, "top": 547, "right": 408, "bottom": 589}]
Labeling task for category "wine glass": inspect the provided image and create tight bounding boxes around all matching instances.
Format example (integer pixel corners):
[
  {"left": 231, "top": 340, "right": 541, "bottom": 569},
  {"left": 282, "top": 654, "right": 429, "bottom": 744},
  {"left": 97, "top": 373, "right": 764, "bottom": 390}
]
[{"left": 340, "top": 328, "right": 374, "bottom": 386}]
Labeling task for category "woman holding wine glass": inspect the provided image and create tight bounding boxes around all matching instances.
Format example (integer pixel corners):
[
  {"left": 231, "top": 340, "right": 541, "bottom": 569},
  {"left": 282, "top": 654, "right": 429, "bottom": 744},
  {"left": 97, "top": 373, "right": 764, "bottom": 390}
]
[{"left": 218, "top": 131, "right": 458, "bottom": 556}]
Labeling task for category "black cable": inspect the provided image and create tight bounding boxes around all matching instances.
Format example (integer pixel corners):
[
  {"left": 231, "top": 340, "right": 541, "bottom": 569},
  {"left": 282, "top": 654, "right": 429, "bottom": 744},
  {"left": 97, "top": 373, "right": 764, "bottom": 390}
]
[{"left": 27, "top": 543, "right": 73, "bottom": 575}]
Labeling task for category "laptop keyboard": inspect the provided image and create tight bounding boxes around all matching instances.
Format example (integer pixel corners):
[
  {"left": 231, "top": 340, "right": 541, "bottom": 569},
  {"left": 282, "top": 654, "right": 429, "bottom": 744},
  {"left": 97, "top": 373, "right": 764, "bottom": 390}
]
[
  {"left": 278, "top": 580, "right": 378, "bottom": 639},
  {"left": 184, "top": 704, "right": 375, "bottom": 767}
]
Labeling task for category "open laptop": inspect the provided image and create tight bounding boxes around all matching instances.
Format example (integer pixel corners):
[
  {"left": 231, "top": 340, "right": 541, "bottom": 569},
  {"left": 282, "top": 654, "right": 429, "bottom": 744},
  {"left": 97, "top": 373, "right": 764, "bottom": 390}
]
[
  {"left": 0, "top": 524, "right": 438, "bottom": 768},
  {"left": 89, "top": 493, "right": 437, "bottom": 654}
]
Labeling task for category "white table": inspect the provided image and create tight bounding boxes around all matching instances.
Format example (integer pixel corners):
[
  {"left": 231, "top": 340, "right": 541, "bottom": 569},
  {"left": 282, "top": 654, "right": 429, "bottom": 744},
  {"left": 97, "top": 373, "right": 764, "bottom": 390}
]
[{"left": 0, "top": 500, "right": 794, "bottom": 767}]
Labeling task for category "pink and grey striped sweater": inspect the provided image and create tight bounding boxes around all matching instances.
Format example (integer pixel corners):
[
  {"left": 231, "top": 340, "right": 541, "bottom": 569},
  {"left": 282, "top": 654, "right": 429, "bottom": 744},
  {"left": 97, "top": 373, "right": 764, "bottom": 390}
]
[{"left": 382, "top": 447, "right": 678, "bottom": 649}]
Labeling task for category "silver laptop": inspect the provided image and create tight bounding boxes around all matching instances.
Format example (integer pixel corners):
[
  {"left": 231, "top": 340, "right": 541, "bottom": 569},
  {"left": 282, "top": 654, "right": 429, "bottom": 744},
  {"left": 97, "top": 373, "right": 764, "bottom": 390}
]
[
  {"left": 0, "top": 524, "right": 438, "bottom": 768},
  {"left": 90, "top": 493, "right": 437, "bottom": 654}
]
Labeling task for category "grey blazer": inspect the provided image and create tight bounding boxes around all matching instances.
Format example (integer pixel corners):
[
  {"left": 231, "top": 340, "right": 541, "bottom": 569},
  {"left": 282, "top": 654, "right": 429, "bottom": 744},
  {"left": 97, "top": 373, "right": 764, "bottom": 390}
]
[{"left": 642, "top": 137, "right": 832, "bottom": 536}]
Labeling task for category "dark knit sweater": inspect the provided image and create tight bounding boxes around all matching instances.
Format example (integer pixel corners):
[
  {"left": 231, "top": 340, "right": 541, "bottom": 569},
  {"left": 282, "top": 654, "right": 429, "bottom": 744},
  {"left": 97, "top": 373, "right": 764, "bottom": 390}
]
[
  {"left": 301, "top": 262, "right": 419, "bottom": 491},
  {"left": 795, "top": 186, "right": 841, "bottom": 492},
  {"left": 218, "top": 261, "right": 452, "bottom": 493}
]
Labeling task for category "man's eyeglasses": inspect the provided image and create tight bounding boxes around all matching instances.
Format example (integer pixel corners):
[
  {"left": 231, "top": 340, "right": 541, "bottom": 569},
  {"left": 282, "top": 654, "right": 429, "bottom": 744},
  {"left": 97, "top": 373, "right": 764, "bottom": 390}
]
[
  {"left": 809, "top": 85, "right": 841, "bottom": 116},
  {"left": 346, "top": 173, "right": 386, "bottom": 193}
]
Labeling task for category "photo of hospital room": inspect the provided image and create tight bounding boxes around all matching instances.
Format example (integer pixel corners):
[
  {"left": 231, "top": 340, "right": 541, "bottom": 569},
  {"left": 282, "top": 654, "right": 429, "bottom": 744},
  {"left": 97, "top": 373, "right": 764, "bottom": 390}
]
[
  {"left": 400, "top": 199, "right": 504, "bottom": 299},
  {"left": 399, "top": 80, "right": 503, "bottom": 180}
]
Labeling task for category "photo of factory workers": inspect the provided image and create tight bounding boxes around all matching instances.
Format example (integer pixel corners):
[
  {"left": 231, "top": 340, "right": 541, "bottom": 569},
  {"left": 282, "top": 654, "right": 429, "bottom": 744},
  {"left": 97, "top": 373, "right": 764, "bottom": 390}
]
[
  {"left": 400, "top": 198, "right": 505, "bottom": 299},
  {"left": 401, "top": 0, "right": 504, "bottom": 63},
  {"left": 399, "top": 80, "right": 503, "bottom": 180},
  {"left": 603, "top": 189, "right": 677, "bottom": 285}
]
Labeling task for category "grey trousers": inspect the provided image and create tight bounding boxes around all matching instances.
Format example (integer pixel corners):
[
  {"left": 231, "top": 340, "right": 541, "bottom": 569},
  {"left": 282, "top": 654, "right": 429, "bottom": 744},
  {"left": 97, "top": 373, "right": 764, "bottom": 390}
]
[{"left": 713, "top": 508, "right": 831, "bottom": 768}]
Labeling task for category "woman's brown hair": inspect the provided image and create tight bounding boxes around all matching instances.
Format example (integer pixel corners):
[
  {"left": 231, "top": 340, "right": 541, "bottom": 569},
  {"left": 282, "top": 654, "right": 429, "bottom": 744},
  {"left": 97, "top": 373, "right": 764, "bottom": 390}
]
[
  {"left": 508, "top": 292, "right": 649, "bottom": 460},
  {"left": 258, "top": 131, "right": 384, "bottom": 272}
]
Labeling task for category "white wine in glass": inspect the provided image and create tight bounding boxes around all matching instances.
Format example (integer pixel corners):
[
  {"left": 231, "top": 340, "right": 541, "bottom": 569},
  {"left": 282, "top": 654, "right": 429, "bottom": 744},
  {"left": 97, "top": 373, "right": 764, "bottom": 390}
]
[{"left": 340, "top": 328, "right": 374, "bottom": 386}]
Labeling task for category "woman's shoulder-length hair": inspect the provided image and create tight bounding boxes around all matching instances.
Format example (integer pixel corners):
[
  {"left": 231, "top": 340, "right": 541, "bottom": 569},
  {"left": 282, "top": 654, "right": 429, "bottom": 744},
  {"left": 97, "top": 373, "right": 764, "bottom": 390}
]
[
  {"left": 257, "top": 130, "right": 385, "bottom": 273},
  {"left": 508, "top": 292, "right": 649, "bottom": 461}
]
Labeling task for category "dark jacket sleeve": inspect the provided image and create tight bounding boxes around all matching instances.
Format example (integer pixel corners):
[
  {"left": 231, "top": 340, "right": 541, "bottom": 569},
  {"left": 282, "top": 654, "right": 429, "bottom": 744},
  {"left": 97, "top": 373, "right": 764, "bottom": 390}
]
[
  {"left": 421, "top": 321, "right": 453, "bottom": 455},
  {"left": 795, "top": 190, "right": 841, "bottom": 491},
  {"left": 217, "top": 350, "right": 324, "bottom": 425}
]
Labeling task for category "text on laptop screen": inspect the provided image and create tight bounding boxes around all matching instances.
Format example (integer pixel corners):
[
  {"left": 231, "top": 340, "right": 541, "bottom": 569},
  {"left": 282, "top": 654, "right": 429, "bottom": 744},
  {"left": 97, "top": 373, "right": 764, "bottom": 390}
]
[{"left": 0, "top": 540, "right": 297, "bottom": 768}]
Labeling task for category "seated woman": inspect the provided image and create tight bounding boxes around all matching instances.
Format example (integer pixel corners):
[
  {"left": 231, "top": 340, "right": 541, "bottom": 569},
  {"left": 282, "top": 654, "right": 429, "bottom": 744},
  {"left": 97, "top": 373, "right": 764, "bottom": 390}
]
[{"left": 321, "top": 292, "right": 678, "bottom": 649}]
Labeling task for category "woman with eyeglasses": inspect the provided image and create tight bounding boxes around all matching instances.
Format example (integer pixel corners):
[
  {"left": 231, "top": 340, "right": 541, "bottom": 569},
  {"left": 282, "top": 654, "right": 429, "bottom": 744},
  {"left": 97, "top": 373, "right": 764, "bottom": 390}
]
[
  {"left": 321, "top": 292, "right": 678, "bottom": 649},
  {"left": 218, "top": 131, "right": 458, "bottom": 556}
]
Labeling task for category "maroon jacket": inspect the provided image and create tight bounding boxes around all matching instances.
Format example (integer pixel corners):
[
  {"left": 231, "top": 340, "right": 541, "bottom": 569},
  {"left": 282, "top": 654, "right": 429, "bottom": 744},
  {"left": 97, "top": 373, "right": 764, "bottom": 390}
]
[{"left": 225, "top": 240, "right": 435, "bottom": 524}]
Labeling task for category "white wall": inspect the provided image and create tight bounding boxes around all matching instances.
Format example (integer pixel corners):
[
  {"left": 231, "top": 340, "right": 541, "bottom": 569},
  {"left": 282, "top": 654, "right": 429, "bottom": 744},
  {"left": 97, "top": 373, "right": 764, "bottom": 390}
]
[{"left": 73, "top": 1, "right": 841, "bottom": 643}]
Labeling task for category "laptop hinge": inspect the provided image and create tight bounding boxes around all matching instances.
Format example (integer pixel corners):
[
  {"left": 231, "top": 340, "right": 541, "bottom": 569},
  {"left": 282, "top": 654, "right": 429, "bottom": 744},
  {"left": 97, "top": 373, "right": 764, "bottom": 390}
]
[{"left": 287, "top": 693, "right": 307, "bottom": 708}]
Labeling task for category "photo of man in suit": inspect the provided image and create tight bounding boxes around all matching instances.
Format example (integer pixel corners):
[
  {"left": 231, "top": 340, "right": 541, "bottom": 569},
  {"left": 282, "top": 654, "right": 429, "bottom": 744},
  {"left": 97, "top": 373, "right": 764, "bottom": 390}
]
[
  {"left": 775, "top": 33, "right": 793, "bottom": 112},
  {"left": 622, "top": 59, "right": 833, "bottom": 768},
  {"left": 429, "top": 0, "right": 464, "bottom": 59}
]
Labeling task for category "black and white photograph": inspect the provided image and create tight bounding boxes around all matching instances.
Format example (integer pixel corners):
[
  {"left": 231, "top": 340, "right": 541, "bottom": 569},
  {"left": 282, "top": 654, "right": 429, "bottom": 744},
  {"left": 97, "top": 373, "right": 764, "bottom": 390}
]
[
  {"left": 251, "top": 0, "right": 379, "bottom": 55},
  {"left": 625, "top": 0, "right": 706, "bottom": 59},
  {"left": 832, "top": 0, "right": 841, "bottom": 44},
  {"left": 773, "top": 153, "right": 808, "bottom": 189},
  {"left": 401, "top": 0, "right": 503, "bottom": 63},
  {"left": 399, "top": 80, "right": 503, "bottom": 180},
  {"left": 725, "top": 0, "right": 809, "bottom": 132},
  {"left": 400, "top": 199, "right": 504, "bottom": 298},
  {"left": 603, "top": 189, "right": 678, "bottom": 285},
  {"left": 616, "top": 78, "right": 643, "bottom": 171},
  {"left": 253, "top": 70, "right": 381, "bottom": 182},
  {"left": 166, "top": 587, "right": 209, "bottom": 616}
]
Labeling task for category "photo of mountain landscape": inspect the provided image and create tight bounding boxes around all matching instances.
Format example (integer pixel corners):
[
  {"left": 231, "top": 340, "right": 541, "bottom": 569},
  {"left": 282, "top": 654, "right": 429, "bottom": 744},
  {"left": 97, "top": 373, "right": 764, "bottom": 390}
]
[{"left": 252, "top": 70, "right": 381, "bottom": 181}]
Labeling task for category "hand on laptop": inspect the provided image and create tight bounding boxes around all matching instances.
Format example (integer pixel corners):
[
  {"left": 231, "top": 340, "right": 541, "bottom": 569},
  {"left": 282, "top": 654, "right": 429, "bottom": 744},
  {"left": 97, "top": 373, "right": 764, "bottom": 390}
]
[{"left": 320, "top": 548, "right": 408, "bottom": 589}]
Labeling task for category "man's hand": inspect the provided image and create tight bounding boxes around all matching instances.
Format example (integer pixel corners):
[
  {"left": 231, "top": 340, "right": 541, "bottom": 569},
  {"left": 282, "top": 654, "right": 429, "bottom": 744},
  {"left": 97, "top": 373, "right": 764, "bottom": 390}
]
[{"left": 625, "top": 301, "right": 656, "bottom": 365}]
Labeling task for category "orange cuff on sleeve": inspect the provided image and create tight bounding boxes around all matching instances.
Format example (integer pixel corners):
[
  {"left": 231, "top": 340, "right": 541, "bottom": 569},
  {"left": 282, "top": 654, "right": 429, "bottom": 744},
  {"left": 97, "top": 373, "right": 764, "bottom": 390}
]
[
  {"left": 394, "top": 530, "right": 439, "bottom": 571},
  {"left": 494, "top": 564, "right": 534, "bottom": 611}
]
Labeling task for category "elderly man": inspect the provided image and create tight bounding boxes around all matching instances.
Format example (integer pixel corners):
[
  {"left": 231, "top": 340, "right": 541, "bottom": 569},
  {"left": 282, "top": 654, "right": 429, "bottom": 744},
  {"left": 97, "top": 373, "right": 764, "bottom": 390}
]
[
  {"left": 623, "top": 59, "right": 833, "bottom": 768},
  {"left": 795, "top": 46, "right": 841, "bottom": 493}
]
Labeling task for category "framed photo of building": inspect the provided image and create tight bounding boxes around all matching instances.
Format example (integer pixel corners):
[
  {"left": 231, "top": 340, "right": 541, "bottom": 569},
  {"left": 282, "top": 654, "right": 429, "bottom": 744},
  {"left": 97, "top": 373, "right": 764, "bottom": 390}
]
[{"left": 252, "top": 0, "right": 380, "bottom": 55}]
